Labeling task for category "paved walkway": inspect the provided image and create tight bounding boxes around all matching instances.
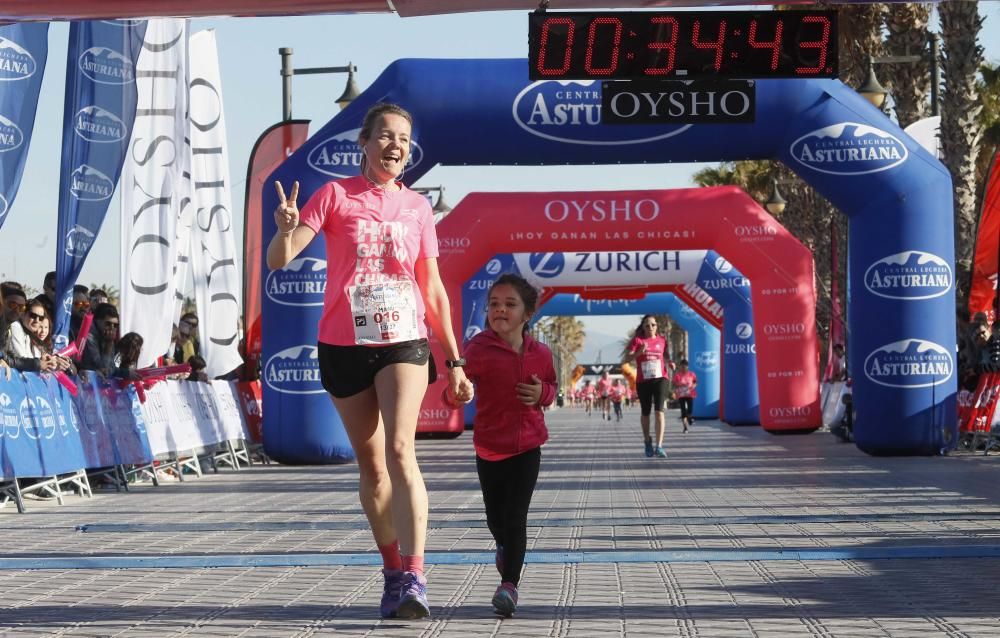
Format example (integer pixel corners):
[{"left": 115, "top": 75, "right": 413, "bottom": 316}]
[{"left": 3, "top": 407, "right": 1000, "bottom": 637}]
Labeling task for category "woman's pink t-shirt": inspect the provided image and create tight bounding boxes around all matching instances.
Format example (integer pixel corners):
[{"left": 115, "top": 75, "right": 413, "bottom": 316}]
[
  {"left": 629, "top": 335, "right": 667, "bottom": 382},
  {"left": 672, "top": 370, "right": 698, "bottom": 398},
  {"left": 299, "top": 176, "right": 439, "bottom": 346}
]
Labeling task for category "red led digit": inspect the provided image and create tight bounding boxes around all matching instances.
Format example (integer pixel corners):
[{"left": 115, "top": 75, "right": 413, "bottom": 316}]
[
  {"left": 536, "top": 17, "right": 575, "bottom": 77},
  {"left": 644, "top": 16, "right": 678, "bottom": 76},
  {"left": 584, "top": 17, "right": 623, "bottom": 76},
  {"left": 691, "top": 19, "right": 727, "bottom": 71},
  {"left": 748, "top": 18, "right": 783, "bottom": 70},
  {"left": 796, "top": 15, "right": 830, "bottom": 75}
]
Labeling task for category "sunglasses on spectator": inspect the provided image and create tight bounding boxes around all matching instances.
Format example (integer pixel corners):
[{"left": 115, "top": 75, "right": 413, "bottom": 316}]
[
  {"left": 102, "top": 320, "right": 120, "bottom": 328},
  {"left": 27, "top": 312, "right": 46, "bottom": 322},
  {"left": 5, "top": 301, "right": 27, "bottom": 313},
  {"left": 181, "top": 319, "right": 198, "bottom": 328},
  {"left": 73, "top": 300, "right": 91, "bottom": 310}
]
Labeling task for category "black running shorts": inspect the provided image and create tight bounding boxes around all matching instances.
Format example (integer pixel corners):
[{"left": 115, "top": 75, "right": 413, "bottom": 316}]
[
  {"left": 637, "top": 377, "right": 668, "bottom": 416},
  {"left": 318, "top": 338, "right": 434, "bottom": 398}
]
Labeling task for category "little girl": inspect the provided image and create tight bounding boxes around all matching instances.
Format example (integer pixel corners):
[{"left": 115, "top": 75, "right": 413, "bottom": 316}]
[
  {"left": 450, "top": 273, "right": 555, "bottom": 617},
  {"left": 672, "top": 358, "right": 698, "bottom": 433}
]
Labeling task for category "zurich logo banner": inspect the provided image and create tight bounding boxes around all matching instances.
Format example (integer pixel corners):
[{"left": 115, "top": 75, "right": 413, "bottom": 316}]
[
  {"left": 54, "top": 20, "right": 146, "bottom": 346},
  {"left": 0, "top": 23, "right": 48, "bottom": 233}
]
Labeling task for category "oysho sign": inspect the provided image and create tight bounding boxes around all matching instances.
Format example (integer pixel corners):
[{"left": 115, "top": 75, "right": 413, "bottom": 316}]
[
  {"left": 543, "top": 198, "right": 660, "bottom": 223},
  {"left": 864, "top": 339, "right": 953, "bottom": 388},
  {"left": 791, "top": 122, "right": 908, "bottom": 175},
  {"left": 307, "top": 127, "right": 424, "bottom": 178},
  {"left": 264, "top": 345, "right": 325, "bottom": 395},
  {"left": 864, "top": 251, "right": 952, "bottom": 300},
  {"left": 762, "top": 322, "right": 807, "bottom": 341},
  {"left": 265, "top": 257, "right": 326, "bottom": 307},
  {"left": 602, "top": 79, "right": 755, "bottom": 125},
  {"left": 0, "top": 37, "right": 37, "bottom": 81},
  {"left": 513, "top": 80, "right": 691, "bottom": 145}
]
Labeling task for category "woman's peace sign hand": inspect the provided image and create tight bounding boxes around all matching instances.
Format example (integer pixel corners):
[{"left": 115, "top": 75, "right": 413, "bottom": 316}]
[{"left": 274, "top": 180, "right": 300, "bottom": 234}]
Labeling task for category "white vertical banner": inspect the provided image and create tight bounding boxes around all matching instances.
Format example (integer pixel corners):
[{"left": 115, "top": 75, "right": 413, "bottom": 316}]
[
  {"left": 188, "top": 29, "right": 242, "bottom": 378},
  {"left": 120, "top": 19, "right": 189, "bottom": 367}
]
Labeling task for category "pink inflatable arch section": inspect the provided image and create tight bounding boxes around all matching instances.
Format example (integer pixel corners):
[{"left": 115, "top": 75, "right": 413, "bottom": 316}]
[{"left": 422, "top": 186, "right": 819, "bottom": 435}]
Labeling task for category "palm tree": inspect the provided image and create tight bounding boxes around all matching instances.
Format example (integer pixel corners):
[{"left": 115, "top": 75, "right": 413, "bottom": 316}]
[
  {"left": 88, "top": 282, "right": 120, "bottom": 306},
  {"left": 536, "top": 315, "right": 586, "bottom": 390},
  {"left": 885, "top": 3, "right": 933, "bottom": 128},
  {"left": 939, "top": 0, "right": 985, "bottom": 272}
]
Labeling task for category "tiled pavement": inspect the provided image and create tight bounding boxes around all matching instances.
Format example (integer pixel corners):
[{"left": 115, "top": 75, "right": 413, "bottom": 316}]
[{"left": 3, "top": 407, "right": 1000, "bottom": 637}]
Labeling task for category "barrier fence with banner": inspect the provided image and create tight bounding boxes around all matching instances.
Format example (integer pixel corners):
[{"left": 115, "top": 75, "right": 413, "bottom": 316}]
[{"left": 1, "top": 373, "right": 263, "bottom": 508}]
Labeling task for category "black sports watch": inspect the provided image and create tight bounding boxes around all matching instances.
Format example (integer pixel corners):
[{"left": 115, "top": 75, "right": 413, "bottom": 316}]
[{"left": 444, "top": 357, "right": 467, "bottom": 369}]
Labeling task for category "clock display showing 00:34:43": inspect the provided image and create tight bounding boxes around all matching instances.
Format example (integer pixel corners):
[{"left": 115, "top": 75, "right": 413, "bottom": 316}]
[{"left": 528, "top": 10, "right": 839, "bottom": 81}]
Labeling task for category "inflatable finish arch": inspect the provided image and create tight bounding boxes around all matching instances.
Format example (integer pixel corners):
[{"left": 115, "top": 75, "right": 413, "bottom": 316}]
[
  {"left": 537, "top": 292, "right": 722, "bottom": 418},
  {"left": 264, "top": 58, "right": 956, "bottom": 459},
  {"left": 461, "top": 250, "right": 759, "bottom": 423}
]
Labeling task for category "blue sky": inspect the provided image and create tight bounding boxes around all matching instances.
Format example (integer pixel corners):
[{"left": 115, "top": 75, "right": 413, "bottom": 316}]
[{"left": 2, "top": 7, "right": 999, "bottom": 358}]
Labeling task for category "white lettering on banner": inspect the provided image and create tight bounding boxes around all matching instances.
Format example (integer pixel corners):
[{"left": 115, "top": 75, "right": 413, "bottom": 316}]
[
  {"left": 515, "top": 250, "right": 705, "bottom": 287},
  {"left": 733, "top": 224, "right": 778, "bottom": 242},
  {"left": 761, "top": 286, "right": 799, "bottom": 296},
  {"left": 74, "top": 105, "right": 127, "bottom": 143},
  {"left": 863, "top": 251, "right": 953, "bottom": 300},
  {"left": 766, "top": 370, "right": 806, "bottom": 379},
  {"left": 0, "top": 114, "right": 24, "bottom": 152},
  {"left": 791, "top": 122, "right": 908, "bottom": 175},
  {"left": 695, "top": 351, "right": 718, "bottom": 371},
  {"left": 33, "top": 395, "right": 57, "bottom": 439},
  {"left": 863, "top": 339, "right": 953, "bottom": 389},
  {"left": 70, "top": 164, "right": 114, "bottom": 201},
  {"left": 544, "top": 199, "right": 660, "bottom": 223},
  {"left": 702, "top": 277, "right": 750, "bottom": 291},
  {"left": 762, "top": 322, "right": 807, "bottom": 341},
  {"left": 0, "top": 392, "right": 17, "bottom": 438},
  {"left": 0, "top": 37, "right": 37, "bottom": 80},
  {"left": 420, "top": 408, "right": 452, "bottom": 421},
  {"left": 188, "top": 30, "right": 243, "bottom": 379},
  {"left": 264, "top": 345, "right": 325, "bottom": 395},
  {"left": 681, "top": 284, "right": 724, "bottom": 321},
  {"left": 265, "top": 257, "right": 326, "bottom": 307},
  {"left": 65, "top": 224, "right": 96, "bottom": 258},
  {"left": 725, "top": 343, "right": 756, "bottom": 354},
  {"left": 79, "top": 46, "right": 136, "bottom": 84},
  {"left": 307, "top": 127, "right": 424, "bottom": 178},
  {"left": 121, "top": 20, "right": 188, "bottom": 368},
  {"left": 513, "top": 80, "right": 691, "bottom": 144},
  {"left": 467, "top": 279, "right": 492, "bottom": 291},
  {"left": 735, "top": 322, "right": 753, "bottom": 339},
  {"left": 18, "top": 396, "right": 39, "bottom": 440}
]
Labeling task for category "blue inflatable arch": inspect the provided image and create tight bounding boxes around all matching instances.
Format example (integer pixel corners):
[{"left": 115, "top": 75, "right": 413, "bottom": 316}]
[{"left": 264, "top": 58, "right": 956, "bottom": 459}]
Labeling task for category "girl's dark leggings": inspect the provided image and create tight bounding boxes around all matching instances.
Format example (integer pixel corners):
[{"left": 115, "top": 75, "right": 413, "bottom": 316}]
[
  {"left": 679, "top": 397, "right": 694, "bottom": 420},
  {"left": 476, "top": 447, "right": 541, "bottom": 586}
]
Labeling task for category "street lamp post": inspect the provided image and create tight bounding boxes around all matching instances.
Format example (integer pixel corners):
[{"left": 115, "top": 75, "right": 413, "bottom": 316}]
[
  {"left": 857, "top": 33, "right": 941, "bottom": 116},
  {"left": 279, "top": 47, "right": 360, "bottom": 121}
]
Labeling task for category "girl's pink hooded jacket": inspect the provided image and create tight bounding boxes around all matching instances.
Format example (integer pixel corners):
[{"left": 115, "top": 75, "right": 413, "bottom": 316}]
[{"left": 462, "top": 328, "right": 556, "bottom": 460}]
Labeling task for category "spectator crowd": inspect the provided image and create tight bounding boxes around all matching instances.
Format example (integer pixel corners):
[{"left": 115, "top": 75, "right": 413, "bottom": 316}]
[{"left": 0, "top": 271, "right": 236, "bottom": 385}]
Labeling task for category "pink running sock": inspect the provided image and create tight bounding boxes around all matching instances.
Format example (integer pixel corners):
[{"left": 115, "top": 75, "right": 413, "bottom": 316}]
[
  {"left": 401, "top": 555, "right": 425, "bottom": 576},
  {"left": 378, "top": 540, "right": 402, "bottom": 571}
]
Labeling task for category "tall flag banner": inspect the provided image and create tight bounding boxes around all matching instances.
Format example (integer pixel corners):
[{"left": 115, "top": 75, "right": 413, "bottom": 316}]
[
  {"left": 120, "top": 19, "right": 188, "bottom": 368},
  {"left": 970, "top": 148, "right": 1000, "bottom": 322},
  {"left": 0, "top": 23, "right": 48, "bottom": 233},
  {"left": 243, "top": 119, "right": 310, "bottom": 380},
  {"left": 188, "top": 29, "right": 242, "bottom": 378},
  {"left": 54, "top": 20, "right": 146, "bottom": 347}
]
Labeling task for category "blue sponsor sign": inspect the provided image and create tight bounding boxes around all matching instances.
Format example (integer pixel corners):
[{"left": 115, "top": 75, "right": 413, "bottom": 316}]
[
  {"left": 0, "top": 23, "right": 47, "bottom": 232},
  {"left": 54, "top": 20, "right": 146, "bottom": 348}
]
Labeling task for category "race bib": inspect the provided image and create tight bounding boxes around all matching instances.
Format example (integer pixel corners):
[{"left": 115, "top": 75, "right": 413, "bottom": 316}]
[
  {"left": 349, "top": 280, "right": 420, "bottom": 345},
  {"left": 641, "top": 359, "right": 662, "bottom": 379}
]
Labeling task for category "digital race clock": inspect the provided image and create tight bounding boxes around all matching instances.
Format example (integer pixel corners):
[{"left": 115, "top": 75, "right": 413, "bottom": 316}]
[{"left": 528, "top": 10, "right": 838, "bottom": 80}]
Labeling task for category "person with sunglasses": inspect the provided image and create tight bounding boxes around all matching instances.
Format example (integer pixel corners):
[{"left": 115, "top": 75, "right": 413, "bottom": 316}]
[
  {"left": 2, "top": 282, "right": 28, "bottom": 333},
  {"left": 79, "top": 303, "right": 120, "bottom": 379},
  {"left": 4, "top": 298, "right": 65, "bottom": 373},
  {"left": 622, "top": 314, "right": 670, "bottom": 458},
  {"left": 68, "top": 285, "right": 91, "bottom": 343},
  {"left": 173, "top": 312, "right": 202, "bottom": 364}
]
